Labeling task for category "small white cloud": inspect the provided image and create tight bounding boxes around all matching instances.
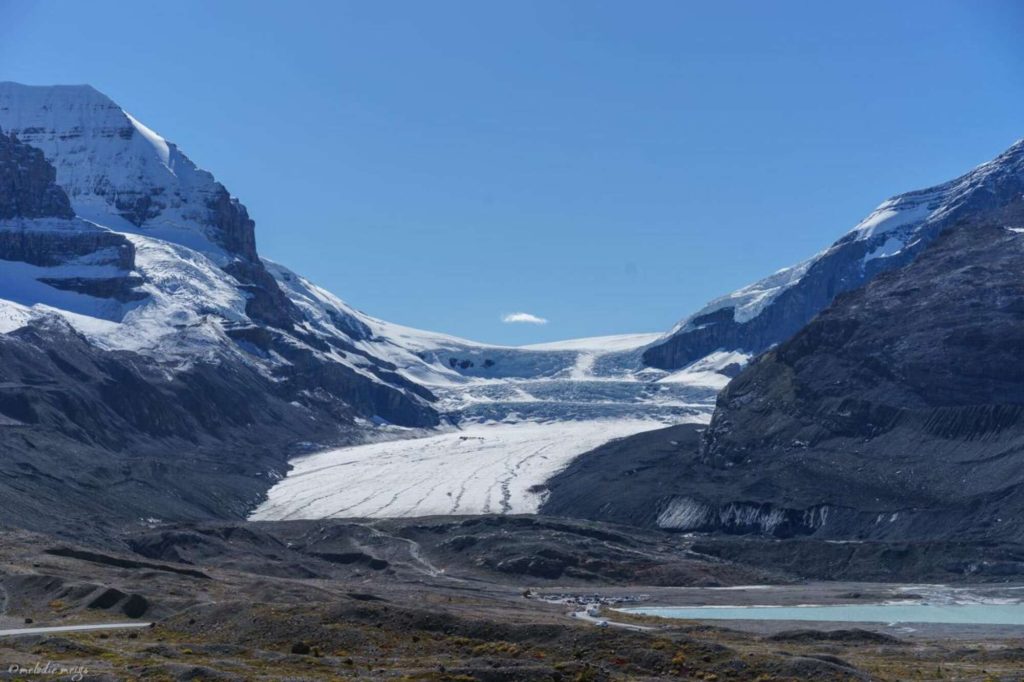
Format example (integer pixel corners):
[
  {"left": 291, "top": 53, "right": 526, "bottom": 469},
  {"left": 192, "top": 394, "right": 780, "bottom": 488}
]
[{"left": 502, "top": 312, "right": 548, "bottom": 325}]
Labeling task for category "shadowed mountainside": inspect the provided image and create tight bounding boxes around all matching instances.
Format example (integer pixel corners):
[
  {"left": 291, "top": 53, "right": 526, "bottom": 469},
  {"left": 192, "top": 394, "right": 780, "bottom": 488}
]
[{"left": 546, "top": 216, "right": 1024, "bottom": 552}]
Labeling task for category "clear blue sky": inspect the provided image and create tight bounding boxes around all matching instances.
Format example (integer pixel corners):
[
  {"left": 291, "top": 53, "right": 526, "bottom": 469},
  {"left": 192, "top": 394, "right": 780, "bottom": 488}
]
[{"left": 2, "top": 1, "right": 1022, "bottom": 344}]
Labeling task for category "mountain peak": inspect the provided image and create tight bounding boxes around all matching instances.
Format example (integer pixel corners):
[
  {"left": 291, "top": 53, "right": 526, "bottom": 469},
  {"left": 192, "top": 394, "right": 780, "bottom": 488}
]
[{"left": 0, "top": 82, "right": 257, "bottom": 262}]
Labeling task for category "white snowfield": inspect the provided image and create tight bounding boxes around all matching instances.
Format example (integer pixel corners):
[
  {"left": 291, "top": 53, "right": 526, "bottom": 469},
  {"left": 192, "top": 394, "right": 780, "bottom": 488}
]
[
  {"left": 521, "top": 333, "right": 662, "bottom": 352},
  {"left": 251, "top": 418, "right": 681, "bottom": 520},
  {"left": 0, "top": 82, "right": 237, "bottom": 260}
]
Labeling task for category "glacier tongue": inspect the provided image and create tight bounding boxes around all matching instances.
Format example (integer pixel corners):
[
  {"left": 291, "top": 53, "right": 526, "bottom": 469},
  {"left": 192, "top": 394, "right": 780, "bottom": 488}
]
[{"left": 251, "top": 418, "right": 684, "bottom": 520}]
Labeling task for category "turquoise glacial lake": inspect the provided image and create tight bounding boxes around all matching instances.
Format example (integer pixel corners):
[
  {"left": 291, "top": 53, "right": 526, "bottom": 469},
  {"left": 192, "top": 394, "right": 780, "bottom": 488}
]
[{"left": 621, "top": 603, "right": 1024, "bottom": 625}]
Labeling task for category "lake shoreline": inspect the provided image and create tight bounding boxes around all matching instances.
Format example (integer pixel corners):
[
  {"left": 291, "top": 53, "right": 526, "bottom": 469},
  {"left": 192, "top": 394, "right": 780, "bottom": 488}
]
[{"left": 534, "top": 581, "right": 1024, "bottom": 639}]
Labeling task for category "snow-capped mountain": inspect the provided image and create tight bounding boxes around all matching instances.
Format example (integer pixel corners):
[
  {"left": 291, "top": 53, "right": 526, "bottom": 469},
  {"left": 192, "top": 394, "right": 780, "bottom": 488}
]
[
  {"left": 0, "top": 82, "right": 442, "bottom": 428},
  {"left": 642, "top": 139, "right": 1024, "bottom": 370},
  {"left": 0, "top": 82, "right": 727, "bottom": 427},
  {"left": 0, "top": 115, "right": 138, "bottom": 331}
]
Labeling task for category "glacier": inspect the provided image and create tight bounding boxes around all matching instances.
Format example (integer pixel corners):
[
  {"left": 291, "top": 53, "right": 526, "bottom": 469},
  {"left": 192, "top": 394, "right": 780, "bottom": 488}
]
[
  {"left": 7, "top": 81, "right": 1020, "bottom": 525},
  {"left": 251, "top": 418, "right": 684, "bottom": 520}
]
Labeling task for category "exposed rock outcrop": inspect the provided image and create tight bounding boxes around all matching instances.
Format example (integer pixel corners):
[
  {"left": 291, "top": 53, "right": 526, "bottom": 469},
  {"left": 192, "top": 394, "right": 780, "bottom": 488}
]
[
  {"left": 693, "top": 220, "right": 1024, "bottom": 543},
  {"left": 0, "top": 227, "right": 135, "bottom": 268},
  {"left": 0, "top": 127, "right": 74, "bottom": 220}
]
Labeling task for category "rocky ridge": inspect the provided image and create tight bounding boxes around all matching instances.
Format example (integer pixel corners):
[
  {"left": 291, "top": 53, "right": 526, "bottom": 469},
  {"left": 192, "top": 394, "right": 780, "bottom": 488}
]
[{"left": 642, "top": 139, "right": 1024, "bottom": 371}]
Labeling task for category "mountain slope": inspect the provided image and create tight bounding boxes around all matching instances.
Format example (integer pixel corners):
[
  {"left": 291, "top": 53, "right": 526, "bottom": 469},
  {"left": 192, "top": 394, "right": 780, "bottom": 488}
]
[
  {"left": 0, "top": 83, "right": 256, "bottom": 259},
  {"left": 690, "top": 219, "right": 1024, "bottom": 543},
  {"left": 642, "top": 139, "right": 1024, "bottom": 370},
  {"left": 265, "top": 260, "right": 724, "bottom": 424}
]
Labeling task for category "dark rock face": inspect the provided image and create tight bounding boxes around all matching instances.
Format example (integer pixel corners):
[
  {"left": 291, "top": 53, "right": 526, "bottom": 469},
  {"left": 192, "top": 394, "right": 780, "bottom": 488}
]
[
  {"left": 643, "top": 140, "right": 1024, "bottom": 370},
  {"left": 0, "top": 129, "right": 73, "bottom": 220},
  {"left": 207, "top": 186, "right": 258, "bottom": 262},
  {"left": 37, "top": 275, "right": 148, "bottom": 302},
  {"left": 0, "top": 228, "right": 135, "bottom": 268},
  {"left": 223, "top": 259, "right": 301, "bottom": 330},
  {"left": 541, "top": 423, "right": 707, "bottom": 528},
  {"left": 223, "top": 320, "right": 438, "bottom": 427}
]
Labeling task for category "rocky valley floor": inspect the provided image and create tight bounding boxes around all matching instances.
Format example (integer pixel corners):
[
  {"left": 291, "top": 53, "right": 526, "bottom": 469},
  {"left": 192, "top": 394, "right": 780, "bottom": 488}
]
[{"left": 0, "top": 516, "right": 1021, "bottom": 681}]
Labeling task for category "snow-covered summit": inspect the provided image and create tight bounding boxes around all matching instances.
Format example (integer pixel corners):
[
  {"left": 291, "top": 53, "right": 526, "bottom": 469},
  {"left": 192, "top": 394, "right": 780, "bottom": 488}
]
[{"left": 0, "top": 82, "right": 256, "bottom": 262}]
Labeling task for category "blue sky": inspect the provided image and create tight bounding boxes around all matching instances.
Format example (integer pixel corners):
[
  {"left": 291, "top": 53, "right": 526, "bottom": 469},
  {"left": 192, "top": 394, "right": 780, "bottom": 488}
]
[{"left": 2, "top": 1, "right": 1023, "bottom": 344}]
